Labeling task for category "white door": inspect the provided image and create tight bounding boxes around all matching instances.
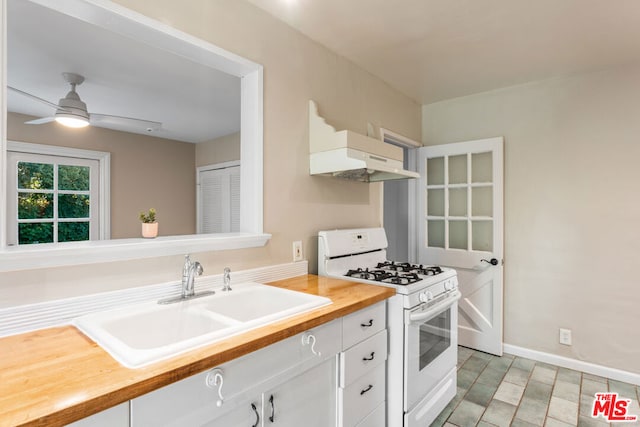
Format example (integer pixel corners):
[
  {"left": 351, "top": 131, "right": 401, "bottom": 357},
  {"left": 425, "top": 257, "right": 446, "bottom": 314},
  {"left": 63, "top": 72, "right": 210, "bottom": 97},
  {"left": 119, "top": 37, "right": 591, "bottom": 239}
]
[
  {"left": 197, "top": 161, "right": 240, "bottom": 234},
  {"left": 412, "top": 137, "right": 504, "bottom": 355}
]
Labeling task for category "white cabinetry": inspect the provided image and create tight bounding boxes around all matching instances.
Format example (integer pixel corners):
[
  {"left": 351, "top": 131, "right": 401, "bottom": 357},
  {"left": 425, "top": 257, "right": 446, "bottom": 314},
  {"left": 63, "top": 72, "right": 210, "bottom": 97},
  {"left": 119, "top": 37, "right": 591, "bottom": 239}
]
[
  {"left": 70, "top": 301, "right": 389, "bottom": 427},
  {"left": 131, "top": 319, "right": 341, "bottom": 426},
  {"left": 338, "top": 302, "right": 387, "bottom": 427}
]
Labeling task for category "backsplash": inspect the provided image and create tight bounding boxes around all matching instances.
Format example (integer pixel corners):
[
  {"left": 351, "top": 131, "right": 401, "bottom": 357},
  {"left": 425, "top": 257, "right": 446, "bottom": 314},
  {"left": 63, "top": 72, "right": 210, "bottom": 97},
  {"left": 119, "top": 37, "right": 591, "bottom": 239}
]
[{"left": 0, "top": 261, "right": 308, "bottom": 337}]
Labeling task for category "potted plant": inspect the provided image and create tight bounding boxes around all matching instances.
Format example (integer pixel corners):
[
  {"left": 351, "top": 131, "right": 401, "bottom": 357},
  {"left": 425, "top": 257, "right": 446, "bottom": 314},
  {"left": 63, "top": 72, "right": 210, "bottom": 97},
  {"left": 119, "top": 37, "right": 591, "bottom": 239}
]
[{"left": 139, "top": 208, "right": 158, "bottom": 238}]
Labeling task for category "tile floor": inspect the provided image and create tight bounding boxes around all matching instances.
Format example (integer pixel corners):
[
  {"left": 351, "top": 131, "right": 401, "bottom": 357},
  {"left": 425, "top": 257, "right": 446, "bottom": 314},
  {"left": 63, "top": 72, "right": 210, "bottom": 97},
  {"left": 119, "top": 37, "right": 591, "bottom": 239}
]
[{"left": 432, "top": 346, "right": 640, "bottom": 427}]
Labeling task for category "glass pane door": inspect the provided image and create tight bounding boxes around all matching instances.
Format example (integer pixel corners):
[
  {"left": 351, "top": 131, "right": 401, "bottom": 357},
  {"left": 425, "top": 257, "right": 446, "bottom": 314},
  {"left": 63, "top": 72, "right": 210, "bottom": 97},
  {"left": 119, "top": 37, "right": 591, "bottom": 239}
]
[{"left": 425, "top": 151, "right": 494, "bottom": 252}]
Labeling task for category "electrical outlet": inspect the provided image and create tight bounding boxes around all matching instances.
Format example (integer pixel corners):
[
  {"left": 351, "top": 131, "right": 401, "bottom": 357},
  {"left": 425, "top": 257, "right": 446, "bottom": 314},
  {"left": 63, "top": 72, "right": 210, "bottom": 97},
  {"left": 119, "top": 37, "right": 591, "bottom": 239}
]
[
  {"left": 293, "top": 241, "right": 303, "bottom": 262},
  {"left": 559, "top": 328, "right": 572, "bottom": 345}
]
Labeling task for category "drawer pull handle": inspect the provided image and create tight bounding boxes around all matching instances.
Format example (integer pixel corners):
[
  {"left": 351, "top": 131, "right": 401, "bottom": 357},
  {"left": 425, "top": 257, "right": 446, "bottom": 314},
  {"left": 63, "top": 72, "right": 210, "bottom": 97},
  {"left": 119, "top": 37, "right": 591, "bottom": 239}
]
[
  {"left": 360, "top": 319, "right": 374, "bottom": 328},
  {"left": 302, "top": 333, "right": 321, "bottom": 357},
  {"left": 205, "top": 369, "right": 225, "bottom": 407},
  {"left": 362, "top": 351, "right": 375, "bottom": 361},
  {"left": 251, "top": 403, "right": 260, "bottom": 427},
  {"left": 360, "top": 384, "right": 373, "bottom": 395},
  {"left": 269, "top": 394, "right": 276, "bottom": 422}
]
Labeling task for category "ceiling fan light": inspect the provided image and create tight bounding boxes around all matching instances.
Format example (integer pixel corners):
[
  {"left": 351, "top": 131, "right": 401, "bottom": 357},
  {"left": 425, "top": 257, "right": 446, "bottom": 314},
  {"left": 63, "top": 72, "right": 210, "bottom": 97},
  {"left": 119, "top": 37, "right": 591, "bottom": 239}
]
[
  {"left": 55, "top": 113, "right": 90, "bottom": 128},
  {"left": 54, "top": 85, "right": 90, "bottom": 128}
]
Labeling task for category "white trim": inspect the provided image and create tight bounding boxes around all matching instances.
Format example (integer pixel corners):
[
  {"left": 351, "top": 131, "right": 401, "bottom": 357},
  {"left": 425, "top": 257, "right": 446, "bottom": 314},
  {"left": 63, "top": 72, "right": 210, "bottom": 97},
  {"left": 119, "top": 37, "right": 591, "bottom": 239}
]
[
  {"left": 241, "top": 67, "right": 264, "bottom": 234},
  {"left": 0, "top": 0, "right": 268, "bottom": 270},
  {"left": 0, "top": 232, "right": 271, "bottom": 272},
  {"left": 7, "top": 141, "right": 111, "bottom": 239},
  {"left": 0, "top": 261, "right": 308, "bottom": 337},
  {"left": 407, "top": 148, "right": 418, "bottom": 263},
  {"left": 197, "top": 160, "right": 241, "bottom": 173},
  {"left": 503, "top": 343, "right": 640, "bottom": 386},
  {"left": 0, "top": 0, "right": 6, "bottom": 249},
  {"left": 27, "top": 0, "right": 258, "bottom": 75},
  {"left": 380, "top": 127, "right": 421, "bottom": 148}
]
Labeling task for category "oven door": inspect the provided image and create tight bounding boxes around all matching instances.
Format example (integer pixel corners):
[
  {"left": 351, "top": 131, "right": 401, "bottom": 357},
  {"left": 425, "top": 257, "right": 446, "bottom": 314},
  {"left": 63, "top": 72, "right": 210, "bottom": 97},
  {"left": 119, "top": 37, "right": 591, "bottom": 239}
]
[{"left": 403, "top": 291, "right": 460, "bottom": 412}]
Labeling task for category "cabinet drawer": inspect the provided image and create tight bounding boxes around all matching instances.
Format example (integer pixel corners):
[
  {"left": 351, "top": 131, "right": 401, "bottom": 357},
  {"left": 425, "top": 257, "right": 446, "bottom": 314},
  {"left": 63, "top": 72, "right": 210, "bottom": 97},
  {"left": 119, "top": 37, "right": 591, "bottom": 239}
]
[
  {"left": 342, "top": 301, "right": 386, "bottom": 350},
  {"left": 340, "top": 329, "right": 387, "bottom": 387},
  {"left": 339, "top": 363, "right": 385, "bottom": 427},
  {"left": 132, "top": 319, "right": 341, "bottom": 426},
  {"left": 355, "top": 402, "right": 385, "bottom": 427}
]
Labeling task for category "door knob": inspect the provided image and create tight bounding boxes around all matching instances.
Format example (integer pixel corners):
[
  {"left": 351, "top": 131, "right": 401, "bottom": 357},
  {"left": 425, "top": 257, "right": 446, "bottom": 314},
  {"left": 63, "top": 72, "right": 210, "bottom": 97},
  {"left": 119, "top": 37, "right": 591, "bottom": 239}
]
[{"left": 481, "top": 258, "right": 499, "bottom": 266}]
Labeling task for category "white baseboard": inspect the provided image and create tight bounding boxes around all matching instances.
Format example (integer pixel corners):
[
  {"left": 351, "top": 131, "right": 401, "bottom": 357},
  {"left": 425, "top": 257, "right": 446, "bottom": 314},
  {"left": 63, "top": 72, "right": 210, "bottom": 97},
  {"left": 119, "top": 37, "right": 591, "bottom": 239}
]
[{"left": 503, "top": 343, "right": 640, "bottom": 386}]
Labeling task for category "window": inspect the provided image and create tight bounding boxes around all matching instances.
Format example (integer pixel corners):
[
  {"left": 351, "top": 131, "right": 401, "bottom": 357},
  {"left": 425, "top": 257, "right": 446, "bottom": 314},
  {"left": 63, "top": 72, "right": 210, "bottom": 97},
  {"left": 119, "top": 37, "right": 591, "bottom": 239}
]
[
  {"left": 197, "top": 161, "right": 240, "bottom": 233},
  {"left": 6, "top": 142, "right": 109, "bottom": 246}
]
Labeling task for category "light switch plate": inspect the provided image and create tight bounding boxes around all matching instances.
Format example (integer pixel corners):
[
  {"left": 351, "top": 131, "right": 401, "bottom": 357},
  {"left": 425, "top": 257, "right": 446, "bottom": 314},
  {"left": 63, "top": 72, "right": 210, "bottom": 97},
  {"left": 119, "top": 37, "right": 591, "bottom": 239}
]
[{"left": 293, "top": 241, "right": 303, "bottom": 262}]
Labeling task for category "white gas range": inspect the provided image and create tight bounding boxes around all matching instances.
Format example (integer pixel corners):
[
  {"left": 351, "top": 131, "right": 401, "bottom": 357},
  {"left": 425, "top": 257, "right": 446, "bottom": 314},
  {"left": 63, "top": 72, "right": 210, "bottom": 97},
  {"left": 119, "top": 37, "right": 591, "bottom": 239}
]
[{"left": 318, "top": 227, "right": 460, "bottom": 427}]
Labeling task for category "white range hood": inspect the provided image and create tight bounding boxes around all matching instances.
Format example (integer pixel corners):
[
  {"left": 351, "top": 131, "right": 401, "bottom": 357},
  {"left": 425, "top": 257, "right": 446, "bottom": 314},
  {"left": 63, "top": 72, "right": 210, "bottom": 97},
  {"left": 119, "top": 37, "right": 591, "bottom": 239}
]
[{"left": 309, "top": 101, "right": 420, "bottom": 182}]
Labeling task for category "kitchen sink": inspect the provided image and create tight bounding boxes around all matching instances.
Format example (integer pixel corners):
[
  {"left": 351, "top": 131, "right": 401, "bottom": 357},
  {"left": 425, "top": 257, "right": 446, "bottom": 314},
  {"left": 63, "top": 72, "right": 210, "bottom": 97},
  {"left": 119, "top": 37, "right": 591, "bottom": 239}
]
[
  {"left": 193, "top": 284, "right": 331, "bottom": 323},
  {"left": 73, "top": 282, "right": 332, "bottom": 368}
]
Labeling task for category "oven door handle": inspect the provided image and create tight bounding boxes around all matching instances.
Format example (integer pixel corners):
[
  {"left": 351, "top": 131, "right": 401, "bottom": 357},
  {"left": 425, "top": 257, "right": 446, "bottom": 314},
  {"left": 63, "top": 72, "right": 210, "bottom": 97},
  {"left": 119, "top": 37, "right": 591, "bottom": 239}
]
[{"left": 408, "top": 290, "right": 461, "bottom": 324}]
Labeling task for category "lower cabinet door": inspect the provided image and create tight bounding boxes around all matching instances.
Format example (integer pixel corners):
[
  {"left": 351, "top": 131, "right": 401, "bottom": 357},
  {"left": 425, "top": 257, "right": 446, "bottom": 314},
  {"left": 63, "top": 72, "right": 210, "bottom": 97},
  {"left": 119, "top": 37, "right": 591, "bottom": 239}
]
[{"left": 263, "top": 357, "right": 337, "bottom": 427}]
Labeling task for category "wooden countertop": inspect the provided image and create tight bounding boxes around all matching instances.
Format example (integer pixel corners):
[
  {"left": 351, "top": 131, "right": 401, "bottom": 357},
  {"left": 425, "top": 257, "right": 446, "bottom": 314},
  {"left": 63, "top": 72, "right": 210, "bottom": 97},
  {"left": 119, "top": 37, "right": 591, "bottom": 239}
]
[{"left": 0, "top": 275, "right": 394, "bottom": 427}]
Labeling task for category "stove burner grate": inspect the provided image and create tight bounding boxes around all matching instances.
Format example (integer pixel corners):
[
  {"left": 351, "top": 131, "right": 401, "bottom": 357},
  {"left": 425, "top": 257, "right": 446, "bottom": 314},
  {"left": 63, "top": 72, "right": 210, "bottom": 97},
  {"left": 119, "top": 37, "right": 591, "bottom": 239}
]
[
  {"left": 380, "top": 272, "right": 421, "bottom": 285},
  {"left": 376, "top": 261, "right": 444, "bottom": 276},
  {"left": 346, "top": 268, "right": 391, "bottom": 282}
]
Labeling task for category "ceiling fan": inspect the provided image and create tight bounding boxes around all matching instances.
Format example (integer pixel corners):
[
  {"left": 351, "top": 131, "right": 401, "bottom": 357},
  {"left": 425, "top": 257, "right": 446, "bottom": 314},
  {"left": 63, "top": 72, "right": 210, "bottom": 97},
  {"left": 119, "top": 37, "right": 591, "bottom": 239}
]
[{"left": 8, "top": 72, "right": 162, "bottom": 132}]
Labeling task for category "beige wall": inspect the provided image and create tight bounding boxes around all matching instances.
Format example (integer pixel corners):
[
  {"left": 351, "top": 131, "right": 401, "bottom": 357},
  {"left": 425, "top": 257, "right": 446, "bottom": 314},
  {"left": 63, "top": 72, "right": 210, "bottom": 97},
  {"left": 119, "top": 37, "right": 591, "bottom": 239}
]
[
  {"left": 0, "top": 1, "right": 420, "bottom": 306},
  {"left": 7, "top": 112, "right": 196, "bottom": 238},
  {"left": 422, "top": 62, "right": 640, "bottom": 374},
  {"left": 195, "top": 132, "right": 240, "bottom": 167}
]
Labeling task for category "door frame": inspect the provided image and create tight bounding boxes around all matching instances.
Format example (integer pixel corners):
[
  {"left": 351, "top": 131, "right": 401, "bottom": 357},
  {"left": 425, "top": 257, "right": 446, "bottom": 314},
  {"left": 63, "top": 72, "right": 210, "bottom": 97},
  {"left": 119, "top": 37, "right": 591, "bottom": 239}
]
[{"left": 408, "top": 137, "right": 504, "bottom": 355}]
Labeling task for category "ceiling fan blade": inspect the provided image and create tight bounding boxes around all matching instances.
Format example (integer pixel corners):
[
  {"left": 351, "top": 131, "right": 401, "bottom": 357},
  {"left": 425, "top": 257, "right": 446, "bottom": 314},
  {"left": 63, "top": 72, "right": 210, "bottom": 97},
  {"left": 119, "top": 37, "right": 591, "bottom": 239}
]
[
  {"left": 91, "top": 113, "right": 162, "bottom": 132},
  {"left": 25, "top": 117, "right": 56, "bottom": 125},
  {"left": 7, "top": 86, "right": 68, "bottom": 111}
]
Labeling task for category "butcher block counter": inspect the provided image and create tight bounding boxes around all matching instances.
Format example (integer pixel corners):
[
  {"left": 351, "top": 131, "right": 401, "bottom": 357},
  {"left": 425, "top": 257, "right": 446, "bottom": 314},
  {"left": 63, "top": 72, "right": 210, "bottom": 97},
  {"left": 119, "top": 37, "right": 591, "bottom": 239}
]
[{"left": 0, "top": 275, "right": 394, "bottom": 427}]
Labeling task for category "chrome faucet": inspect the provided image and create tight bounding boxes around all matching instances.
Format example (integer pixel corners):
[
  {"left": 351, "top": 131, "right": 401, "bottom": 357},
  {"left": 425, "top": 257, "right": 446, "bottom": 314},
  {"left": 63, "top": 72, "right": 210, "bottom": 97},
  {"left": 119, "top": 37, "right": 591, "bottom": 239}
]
[
  {"left": 182, "top": 254, "right": 203, "bottom": 298},
  {"left": 158, "top": 255, "right": 213, "bottom": 304},
  {"left": 222, "top": 267, "right": 232, "bottom": 291}
]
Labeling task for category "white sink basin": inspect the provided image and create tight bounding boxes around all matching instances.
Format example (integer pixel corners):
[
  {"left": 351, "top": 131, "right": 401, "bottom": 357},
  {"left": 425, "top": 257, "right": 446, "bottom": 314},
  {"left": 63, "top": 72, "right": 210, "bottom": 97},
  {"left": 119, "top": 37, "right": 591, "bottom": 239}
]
[
  {"left": 193, "top": 284, "right": 330, "bottom": 322},
  {"left": 73, "top": 282, "right": 332, "bottom": 368}
]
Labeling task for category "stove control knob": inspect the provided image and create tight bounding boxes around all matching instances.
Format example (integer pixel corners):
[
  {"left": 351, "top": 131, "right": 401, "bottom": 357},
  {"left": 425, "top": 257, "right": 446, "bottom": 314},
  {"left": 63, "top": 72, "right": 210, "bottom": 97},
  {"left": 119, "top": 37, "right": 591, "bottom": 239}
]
[
  {"left": 444, "top": 280, "right": 453, "bottom": 291},
  {"left": 419, "top": 291, "right": 433, "bottom": 303}
]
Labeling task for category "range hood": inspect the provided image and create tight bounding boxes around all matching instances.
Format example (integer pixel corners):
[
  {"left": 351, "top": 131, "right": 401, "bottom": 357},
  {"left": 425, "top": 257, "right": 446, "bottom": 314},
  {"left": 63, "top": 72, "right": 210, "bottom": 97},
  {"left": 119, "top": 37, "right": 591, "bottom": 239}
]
[{"left": 309, "top": 101, "right": 420, "bottom": 182}]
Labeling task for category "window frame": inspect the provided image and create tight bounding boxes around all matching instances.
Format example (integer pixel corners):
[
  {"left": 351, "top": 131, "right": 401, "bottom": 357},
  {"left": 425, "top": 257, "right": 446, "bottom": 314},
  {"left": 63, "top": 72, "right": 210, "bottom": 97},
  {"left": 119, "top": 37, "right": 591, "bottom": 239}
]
[
  {"left": 7, "top": 141, "right": 110, "bottom": 246},
  {"left": 0, "top": 0, "right": 270, "bottom": 272}
]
